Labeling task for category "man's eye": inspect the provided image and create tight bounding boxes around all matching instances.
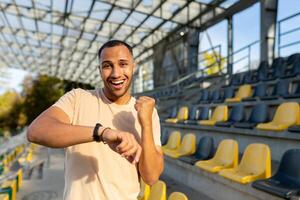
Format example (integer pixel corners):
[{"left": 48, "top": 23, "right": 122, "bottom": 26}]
[
  {"left": 102, "top": 65, "right": 111, "bottom": 69},
  {"left": 120, "top": 63, "right": 128, "bottom": 67}
]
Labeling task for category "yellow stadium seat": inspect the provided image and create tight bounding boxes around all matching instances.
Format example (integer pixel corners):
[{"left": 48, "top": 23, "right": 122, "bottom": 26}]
[
  {"left": 198, "top": 105, "right": 228, "bottom": 126},
  {"left": 219, "top": 143, "right": 271, "bottom": 184},
  {"left": 163, "top": 134, "right": 196, "bottom": 158},
  {"left": 162, "top": 131, "right": 181, "bottom": 152},
  {"left": 257, "top": 102, "right": 300, "bottom": 131},
  {"left": 1, "top": 180, "right": 17, "bottom": 200},
  {"left": 226, "top": 84, "right": 252, "bottom": 102},
  {"left": 15, "top": 169, "right": 23, "bottom": 190},
  {"left": 138, "top": 179, "right": 150, "bottom": 200},
  {"left": 195, "top": 139, "right": 238, "bottom": 173},
  {"left": 168, "top": 192, "right": 188, "bottom": 200},
  {"left": 165, "top": 107, "right": 189, "bottom": 123},
  {"left": 0, "top": 194, "right": 9, "bottom": 200},
  {"left": 148, "top": 180, "right": 166, "bottom": 200}
]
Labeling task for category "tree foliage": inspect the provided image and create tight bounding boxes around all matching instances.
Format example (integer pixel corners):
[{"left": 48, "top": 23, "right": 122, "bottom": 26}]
[{"left": 203, "top": 52, "right": 226, "bottom": 75}]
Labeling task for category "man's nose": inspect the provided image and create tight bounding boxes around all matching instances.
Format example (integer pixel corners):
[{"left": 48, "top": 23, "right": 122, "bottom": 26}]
[{"left": 111, "top": 65, "right": 122, "bottom": 78}]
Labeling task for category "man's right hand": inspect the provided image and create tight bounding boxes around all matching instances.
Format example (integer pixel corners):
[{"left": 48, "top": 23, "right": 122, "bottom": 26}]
[{"left": 102, "top": 129, "right": 142, "bottom": 164}]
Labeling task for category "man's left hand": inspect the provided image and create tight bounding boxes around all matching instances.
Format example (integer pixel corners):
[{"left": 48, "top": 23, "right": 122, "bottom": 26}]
[{"left": 134, "top": 96, "right": 155, "bottom": 128}]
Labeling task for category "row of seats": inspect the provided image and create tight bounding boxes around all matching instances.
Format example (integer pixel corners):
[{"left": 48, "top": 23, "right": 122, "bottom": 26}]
[
  {"left": 165, "top": 102, "right": 300, "bottom": 131},
  {"left": 138, "top": 179, "right": 188, "bottom": 200},
  {"left": 225, "top": 53, "right": 300, "bottom": 86},
  {"left": 0, "top": 143, "right": 37, "bottom": 200},
  {"left": 198, "top": 79, "right": 300, "bottom": 104},
  {"left": 162, "top": 132, "right": 300, "bottom": 199}
]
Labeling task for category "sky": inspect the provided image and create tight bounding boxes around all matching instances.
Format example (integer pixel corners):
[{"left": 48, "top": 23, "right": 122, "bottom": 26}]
[{"left": 1, "top": 0, "right": 300, "bottom": 94}]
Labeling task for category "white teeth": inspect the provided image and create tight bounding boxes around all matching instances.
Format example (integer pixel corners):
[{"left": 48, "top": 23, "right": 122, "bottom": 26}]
[{"left": 111, "top": 80, "right": 124, "bottom": 84}]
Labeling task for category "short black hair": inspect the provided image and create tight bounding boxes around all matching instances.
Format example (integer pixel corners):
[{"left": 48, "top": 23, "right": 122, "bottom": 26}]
[{"left": 98, "top": 40, "right": 133, "bottom": 60}]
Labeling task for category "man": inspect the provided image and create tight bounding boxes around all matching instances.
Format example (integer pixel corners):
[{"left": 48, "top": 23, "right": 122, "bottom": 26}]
[{"left": 27, "top": 40, "right": 164, "bottom": 200}]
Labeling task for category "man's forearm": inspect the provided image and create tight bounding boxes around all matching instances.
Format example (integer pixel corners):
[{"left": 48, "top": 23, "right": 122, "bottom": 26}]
[
  {"left": 138, "top": 124, "right": 164, "bottom": 185},
  {"left": 27, "top": 116, "right": 94, "bottom": 148}
]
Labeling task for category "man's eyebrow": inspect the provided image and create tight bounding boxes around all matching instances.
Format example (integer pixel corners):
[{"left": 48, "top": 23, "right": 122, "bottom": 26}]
[
  {"left": 119, "top": 59, "right": 129, "bottom": 62},
  {"left": 101, "top": 60, "right": 112, "bottom": 65}
]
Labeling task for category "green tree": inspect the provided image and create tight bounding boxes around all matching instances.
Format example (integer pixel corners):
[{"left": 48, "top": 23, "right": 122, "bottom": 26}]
[
  {"left": 203, "top": 52, "right": 226, "bottom": 75},
  {"left": 23, "top": 75, "right": 65, "bottom": 124}
]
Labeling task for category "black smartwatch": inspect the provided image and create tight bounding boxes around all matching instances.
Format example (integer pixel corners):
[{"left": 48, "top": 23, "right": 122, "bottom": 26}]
[{"left": 93, "top": 123, "right": 102, "bottom": 142}]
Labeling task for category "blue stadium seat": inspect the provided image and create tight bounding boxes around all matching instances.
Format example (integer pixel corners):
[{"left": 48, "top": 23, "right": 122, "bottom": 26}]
[
  {"left": 197, "top": 90, "right": 210, "bottom": 103},
  {"left": 185, "top": 106, "right": 209, "bottom": 125},
  {"left": 234, "top": 103, "right": 268, "bottom": 129},
  {"left": 179, "top": 136, "right": 214, "bottom": 165},
  {"left": 180, "top": 106, "right": 198, "bottom": 124},
  {"left": 267, "top": 57, "right": 286, "bottom": 80},
  {"left": 223, "top": 87, "right": 234, "bottom": 100},
  {"left": 284, "top": 82, "right": 300, "bottom": 99},
  {"left": 210, "top": 89, "right": 222, "bottom": 103},
  {"left": 215, "top": 104, "right": 244, "bottom": 127},
  {"left": 252, "top": 149, "right": 300, "bottom": 199},
  {"left": 242, "top": 71, "right": 254, "bottom": 84},
  {"left": 261, "top": 79, "right": 289, "bottom": 100},
  {"left": 282, "top": 53, "right": 300, "bottom": 78},
  {"left": 243, "top": 82, "right": 267, "bottom": 101},
  {"left": 253, "top": 61, "right": 269, "bottom": 82}
]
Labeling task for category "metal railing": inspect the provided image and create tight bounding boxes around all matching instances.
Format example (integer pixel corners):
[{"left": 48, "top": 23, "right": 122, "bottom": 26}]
[{"left": 278, "top": 12, "right": 300, "bottom": 56}]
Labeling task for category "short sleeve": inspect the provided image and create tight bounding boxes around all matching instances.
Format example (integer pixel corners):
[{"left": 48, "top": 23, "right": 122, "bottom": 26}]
[
  {"left": 52, "top": 89, "right": 78, "bottom": 123},
  {"left": 152, "top": 108, "right": 161, "bottom": 146}
]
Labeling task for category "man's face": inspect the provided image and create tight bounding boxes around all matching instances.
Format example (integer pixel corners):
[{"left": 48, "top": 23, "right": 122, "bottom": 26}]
[{"left": 99, "top": 45, "right": 135, "bottom": 100}]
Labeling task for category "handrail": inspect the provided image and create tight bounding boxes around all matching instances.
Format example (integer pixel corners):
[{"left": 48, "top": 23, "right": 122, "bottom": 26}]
[{"left": 278, "top": 11, "right": 300, "bottom": 56}]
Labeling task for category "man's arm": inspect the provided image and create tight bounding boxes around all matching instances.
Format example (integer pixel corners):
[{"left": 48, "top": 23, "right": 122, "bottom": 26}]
[{"left": 134, "top": 97, "right": 164, "bottom": 185}]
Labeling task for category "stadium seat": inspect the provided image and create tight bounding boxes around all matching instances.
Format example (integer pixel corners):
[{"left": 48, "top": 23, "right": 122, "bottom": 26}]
[
  {"left": 138, "top": 179, "right": 150, "bottom": 200},
  {"left": 253, "top": 61, "right": 269, "bottom": 82},
  {"left": 282, "top": 54, "right": 300, "bottom": 78},
  {"left": 165, "top": 106, "right": 188, "bottom": 123},
  {"left": 197, "top": 90, "right": 209, "bottom": 103},
  {"left": 163, "top": 133, "right": 196, "bottom": 158},
  {"left": 184, "top": 106, "right": 209, "bottom": 125},
  {"left": 225, "top": 84, "right": 252, "bottom": 102},
  {"left": 219, "top": 143, "right": 271, "bottom": 184},
  {"left": 1, "top": 180, "right": 17, "bottom": 200},
  {"left": 180, "top": 106, "right": 198, "bottom": 124},
  {"left": 223, "top": 87, "right": 234, "bottom": 100},
  {"left": 168, "top": 192, "right": 188, "bottom": 200},
  {"left": 223, "top": 74, "right": 242, "bottom": 87},
  {"left": 168, "top": 107, "right": 178, "bottom": 119},
  {"left": 257, "top": 102, "right": 300, "bottom": 131},
  {"left": 267, "top": 57, "right": 286, "bottom": 80},
  {"left": 162, "top": 131, "right": 181, "bottom": 152},
  {"left": 252, "top": 149, "right": 300, "bottom": 199},
  {"left": 242, "top": 71, "right": 254, "bottom": 84},
  {"left": 195, "top": 139, "right": 238, "bottom": 173},
  {"left": 234, "top": 103, "right": 268, "bottom": 129},
  {"left": 210, "top": 89, "right": 222, "bottom": 103},
  {"left": 148, "top": 180, "right": 166, "bottom": 200},
  {"left": 260, "top": 79, "right": 289, "bottom": 100},
  {"left": 242, "top": 82, "right": 267, "bottom": 101},
  {"left": 179, "top": 136, "right": 214, "bottom": 165},
  {"left": 216, "top": 104, "right": 244, "bottom": 127},
  {"left": 288, "top": 124, "right": 300, "bottom": 133},
  {"left": 198, "top": 105, "right": 228, "bottom": 126},
  {"left": 284, "top": 81, "right": 300, "bottom": 99}
]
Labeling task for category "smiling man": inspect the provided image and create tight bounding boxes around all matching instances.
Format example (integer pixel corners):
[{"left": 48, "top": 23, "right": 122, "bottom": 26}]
[{"left": 27, "top": 40, "right": 164, "bottom": 200}]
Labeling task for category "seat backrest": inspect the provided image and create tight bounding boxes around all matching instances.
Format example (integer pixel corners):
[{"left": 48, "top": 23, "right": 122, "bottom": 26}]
[
  {"left": 257, "top": 61, "right": 269, "bottom": 80},
  {"left": 169, "top": 107, "right": 178, "bottom": 118},
  {"left": 198, "top": 106, "right": 209, "bottom": 120},
  {"left": 235, "top": 84, "right": 252, "bottom": 99},
  {"left": 271, "top": 79, "right": 289, "bottom": 96},
  {"left": 211, "top": 89, "right": 221, "bottom": 101},
  {"left": 277, "top": 149, "right": 300, "bottom": 179},
  {"left": 212, "top": 139, "right": 238, "bottom": 166},
  {"left": 178, "top": 134, "right": 196, "bottom": 155},
  {"left": 253, "top": 82, "right": 267, "bottom": 97},
  {"left": 229, "top": 104, "right": 244, "bottom": 122},
  {"left": 272, "top": 102, "right": 300, "bottom": 125},
  {"left": 195, "top": 136, "right": 214, "bottom": 160},
  {"left": 271, "top": 57, "right": 286, "bottom": 78},
  {"left": 148, "top": 180, "right": 166, "bottom": 200},
  {"left": 177, "top": 106, "right": 189, "bottom": 120},
  {"left": 199, "top": 90, "right": 209, "bottom": 102},
  {"left": 248, "top": 103, "right": 268, "bottom": 123},
  {"left": 238, "top": 143, "right": 271, "bottom": 177},
  {"left": 291, "top": 57, "right": 300, "bottom": 74},
  {"left": 168, "top": 192, "right": 188, "bottom": 200},
  {"left": 242, "top": 71, "right": 253, "bottom": 84},
  {"left": 211, "top": 105, "right": 228, "bottom": 122},
  {"left": 229, "top": 74, "right": 241, "bottom": 86},
  {"left": 294, "top": 82, "right": 300, "bottom": 95},
  {"left": 188, "top": 106, "right": 198, "bottom": 120},
  {"left": 165, "top": 131, "right": 181, "bottom": 150},
  {"left": 224, "top": 87, "right": 234, "bottom": 99}
]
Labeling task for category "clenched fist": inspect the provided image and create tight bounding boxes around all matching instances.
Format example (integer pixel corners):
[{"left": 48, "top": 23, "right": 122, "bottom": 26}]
[{"left": 134, "top": 96, "right": 155, "bottom": 128}]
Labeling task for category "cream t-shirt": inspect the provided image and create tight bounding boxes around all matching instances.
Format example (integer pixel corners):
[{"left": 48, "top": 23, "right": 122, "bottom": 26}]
[{"left": 52, "top": 88, "right": 161, "bottom": 200}]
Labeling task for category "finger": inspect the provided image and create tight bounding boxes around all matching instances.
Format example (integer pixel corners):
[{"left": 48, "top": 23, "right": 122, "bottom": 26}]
[
  {"left": 117, "top": 136, "right": 133, "bottom": 153},
  {"left": 133, "top": 146, "right": 142, "bottom": 164},
  {"left": 122, "top": 145, "right": 138, "bottom": 158},
  {"left": 116, "top": 135, "right": 128, "bottom": 152}
]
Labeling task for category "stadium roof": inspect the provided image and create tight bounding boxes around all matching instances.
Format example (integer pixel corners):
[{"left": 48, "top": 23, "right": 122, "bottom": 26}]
[{"left": 0, "top": 0, "right": 241, "bottom": 85}]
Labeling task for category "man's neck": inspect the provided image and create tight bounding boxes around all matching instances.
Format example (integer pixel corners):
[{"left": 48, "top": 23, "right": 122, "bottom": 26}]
[{"left": 102, "top": 89, "right": 131, "bottom": 105}]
